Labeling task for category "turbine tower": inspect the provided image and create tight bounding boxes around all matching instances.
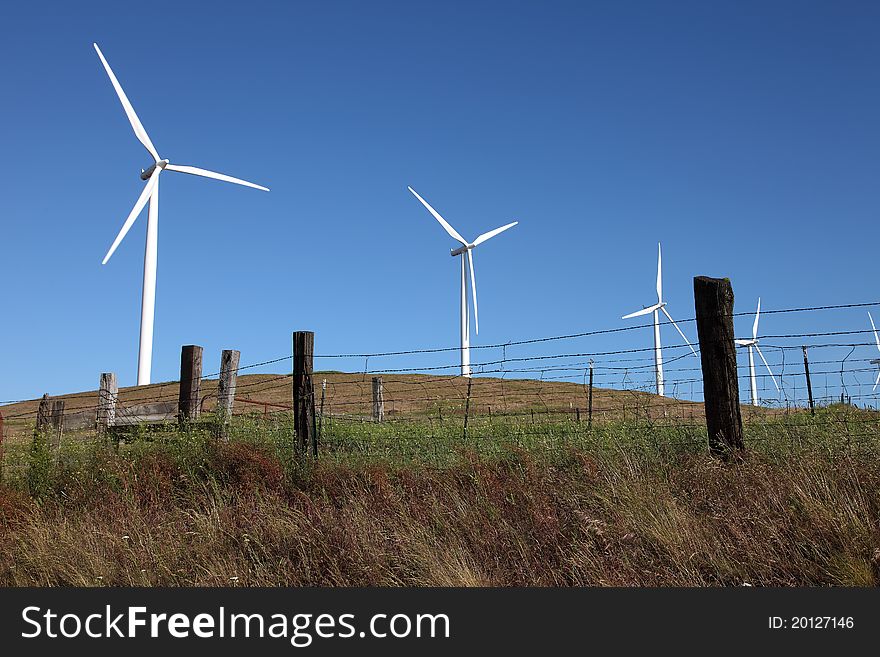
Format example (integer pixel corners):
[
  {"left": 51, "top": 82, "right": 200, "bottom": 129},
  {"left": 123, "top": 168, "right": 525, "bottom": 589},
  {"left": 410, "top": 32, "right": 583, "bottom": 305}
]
[
  {"left": 735, "top": 298, "right": 780, "bottom": 405},
  {"left": 868, "top": 312, "right": 880, "bottom": 391},
  {"left": 93, "top": 43, "right": 269, "bottom": 385},
  {"left": 408, "top": 186, "right": 517, "bottom": 377},
  {"left": 621, "top": 243, "right": 696, "bottom": 396}
]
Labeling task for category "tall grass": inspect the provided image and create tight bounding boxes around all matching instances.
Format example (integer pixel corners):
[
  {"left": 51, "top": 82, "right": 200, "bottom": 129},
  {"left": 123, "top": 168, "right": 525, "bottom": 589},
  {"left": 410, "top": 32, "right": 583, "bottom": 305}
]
[{"left": 0, "top": 407, "right": 878, "bottom": 586}]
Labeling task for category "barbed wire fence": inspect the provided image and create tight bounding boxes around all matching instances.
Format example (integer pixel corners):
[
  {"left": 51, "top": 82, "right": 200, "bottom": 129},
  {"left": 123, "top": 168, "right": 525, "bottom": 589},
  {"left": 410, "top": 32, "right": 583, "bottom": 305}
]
[{"left": 2, "top": 295, "right": 880, "bottom": 464}]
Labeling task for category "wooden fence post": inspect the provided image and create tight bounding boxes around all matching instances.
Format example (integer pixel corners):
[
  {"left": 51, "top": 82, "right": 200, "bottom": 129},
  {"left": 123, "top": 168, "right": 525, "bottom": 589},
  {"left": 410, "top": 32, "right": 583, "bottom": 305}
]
[
  {"left": 292, "top": 331, "right": 317, "bottom": 457},
  {"left": 49, "top": 399, "right": 64, "bottom": 454},
  {"left": 35, "top": 394, "right": 64, "bottom": 455},
  {"left": 371, "top": 376, "right": 385, "bottom": 423},
  {"left": 97, "top": 372, "right": 118, "bottom": 435},
  {"left": 217, "top": 349, "right": 240, "bottom": 440},
  {"left": 694, "top": 276, "right": 744, "bottom": 457},
  {"left": 36, "top": 394, "right": 51, "bottom": 435},
  {"left": 178, "top": 345, "right": 203, "bottom": 426},
  {"left": 802, "top": 346, "right": 815, "bottom": 415}
]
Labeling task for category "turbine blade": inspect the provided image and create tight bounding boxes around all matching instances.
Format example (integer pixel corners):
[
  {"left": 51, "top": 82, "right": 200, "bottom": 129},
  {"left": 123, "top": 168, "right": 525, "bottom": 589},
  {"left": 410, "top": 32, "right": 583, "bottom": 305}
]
[
  {"left": 875, "top": 368, "right": 880, "bottom": 393},
  {"left": 472, "top": 221, "right": 518, "bottom": 246},
  {"left": 656, "top": 242, "right": 663, "bottom": 303},
  {"left": 869, "top": 312, "right": 880, "bottom": 353},
  {"left": 164, "top": 164, "right": 269, "bottom": 191},
  {"left": 753, "top": 297, "right": 761, "bottom": 340},
  {"left": 102, "top": 169, "right": 160, "bottom": 264},
  {"left": 754, "top": 344, "right": 780, "bottom": 391},
  {"left": 622, "top": 302, "right": 662, "bottom": 320},
  {"left": 661, "top": 305, "right": 697, "bottom": 356},
  {"left": 467, "top": 250, "right": 478, "bottom": 335},
  {"left": 407, "top": 186, "right": 467, "bottom": 245},
  {"left": 734, "top": 339, "right": 752, "bottom": 346},
  {"left": 93, "top": 43, "right": 160, "bottom": 163}
]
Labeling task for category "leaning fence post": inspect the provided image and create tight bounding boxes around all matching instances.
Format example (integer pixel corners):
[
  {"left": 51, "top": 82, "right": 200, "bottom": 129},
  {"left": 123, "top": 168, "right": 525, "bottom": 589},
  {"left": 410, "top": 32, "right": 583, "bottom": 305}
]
[
  {"left": 802, "top": 346, "right": 815, "bottom": 416},
  {"left": 97, "top": 372, "right": 118, "bottom": 435},
  {"left": 36, "top": 394, "right": 51, "bottom": 435},
  {"left": 371, "top": 376, "right": 385, "bottom": 423},
  {"left": 178, "top": 345, "right": 203, "bottom": 426},
  {"left": 292, "top": 331, "right": 317, "bottom": 457},
  {"left": 693, "top": 276, "right": 744, "bottom": 457},
  {"left": 217, "top": 349, "right": 240, "bottom": 440}
]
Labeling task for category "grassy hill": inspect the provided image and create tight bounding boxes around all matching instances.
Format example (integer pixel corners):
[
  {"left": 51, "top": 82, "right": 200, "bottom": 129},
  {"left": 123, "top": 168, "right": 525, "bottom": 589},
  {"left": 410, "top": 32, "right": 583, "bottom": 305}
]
[{"left": 1, "top": 370, "right": 772, "bottom": 439}]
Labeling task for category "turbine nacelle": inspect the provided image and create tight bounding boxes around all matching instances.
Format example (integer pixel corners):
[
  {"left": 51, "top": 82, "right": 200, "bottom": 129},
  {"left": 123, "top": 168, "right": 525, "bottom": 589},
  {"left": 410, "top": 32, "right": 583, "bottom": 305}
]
[
  {"left": 450, "top": 244, "right": 474, "bottom": 257},
  {"left": 140, "top": 159, "right": 169, "bottom": 180}
]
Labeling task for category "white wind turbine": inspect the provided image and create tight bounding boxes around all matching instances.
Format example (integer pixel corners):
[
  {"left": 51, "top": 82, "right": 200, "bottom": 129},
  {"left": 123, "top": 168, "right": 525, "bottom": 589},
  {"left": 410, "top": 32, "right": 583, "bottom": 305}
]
[
  {"left": 93, "top": 43, "right": 269, "bottom": 386},
  {"left": 867, "top": 312, "right": 880, "bottom": 391},
  {"left": 408, "top": 186, "right": 517, "bottom": 377},
  {"left": 621, "top": 243, "right": 696, "bottom": 396},
  {"left": 735, "top": 298, "right": 780, "bottom": 405}
]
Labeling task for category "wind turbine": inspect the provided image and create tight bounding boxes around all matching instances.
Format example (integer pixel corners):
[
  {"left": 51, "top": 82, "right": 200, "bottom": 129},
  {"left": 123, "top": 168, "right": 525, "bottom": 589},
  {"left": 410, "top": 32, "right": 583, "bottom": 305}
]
[
  {"left": 93, "top": 43, "right": 269, "bottom": 386},
  {"left": 868, "top": 312, "right": 880, "bottom": 391},
  {"left": 735, "top": 298, "right": 780, "bottom": 405},
  {"left": 408, "top": 186, "right": 517, "bottom": 377},
  {"left": 621, "top": 243, "right": 696, "bottom": 396}
]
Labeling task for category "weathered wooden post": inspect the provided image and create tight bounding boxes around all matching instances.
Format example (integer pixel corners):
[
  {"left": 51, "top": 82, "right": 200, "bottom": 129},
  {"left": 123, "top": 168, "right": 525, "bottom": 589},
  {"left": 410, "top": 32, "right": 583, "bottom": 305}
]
[
  {"left": 802, "top": 346, "right": 815, "bottom": 416},
  {"left": 371, "top": 376, "right": 385, "bottom": 423},
  {"left": 35, "top": 395, "right": 64, "bottom": 454},
  {"left": 292, "top": 331, "right": 317, "bottom": 457},
  {"left": 693, "top": 276, "right": 744, "bottom": 457},
  {"left": 216, "top": 349, "right": 240, "bottom": 440},
  {"left": 96, "top": 372, "right": 118, "bottom": 435},
  {"left": 178, "top": 345, "right": 203, "bottom": 426},
  {"left": 36, "top": 394, "right": 51, "bottom": 435},
  {"left": 30, "top": 395, "right": 55, "bottom": 493},
  {"left": 49, "top": 399, "right": 64, "bottom": 454}
]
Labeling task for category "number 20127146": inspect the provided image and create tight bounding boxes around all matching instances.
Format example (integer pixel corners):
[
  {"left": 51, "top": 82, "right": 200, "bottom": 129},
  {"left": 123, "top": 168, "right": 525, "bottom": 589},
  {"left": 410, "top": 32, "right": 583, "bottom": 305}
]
[{"left": 769, "top": 616, "right": 854, "bottom": 629}]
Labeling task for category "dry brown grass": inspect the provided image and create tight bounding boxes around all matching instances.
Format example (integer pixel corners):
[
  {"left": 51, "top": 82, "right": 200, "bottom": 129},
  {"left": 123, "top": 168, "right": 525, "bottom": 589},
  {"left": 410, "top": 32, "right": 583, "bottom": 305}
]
[{"left": 1, "top": 433, "right": 878, "bottom": 587}]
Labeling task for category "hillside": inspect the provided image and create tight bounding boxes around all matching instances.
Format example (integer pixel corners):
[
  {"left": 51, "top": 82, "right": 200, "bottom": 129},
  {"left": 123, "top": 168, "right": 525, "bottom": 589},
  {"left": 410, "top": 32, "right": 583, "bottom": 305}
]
[{"left": 0, "top": 371, "right": 762, "bottom": 440}]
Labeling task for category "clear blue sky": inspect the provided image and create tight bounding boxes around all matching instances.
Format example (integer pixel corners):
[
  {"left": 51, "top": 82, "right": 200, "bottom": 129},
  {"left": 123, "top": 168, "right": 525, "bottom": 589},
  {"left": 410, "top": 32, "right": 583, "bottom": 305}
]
[{"left": 2, "top": 1, "right": 879, "bottom": 405}]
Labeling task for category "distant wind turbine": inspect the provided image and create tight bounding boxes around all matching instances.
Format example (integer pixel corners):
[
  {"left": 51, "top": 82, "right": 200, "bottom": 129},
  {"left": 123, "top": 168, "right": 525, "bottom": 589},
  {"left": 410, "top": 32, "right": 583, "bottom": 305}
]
[
  {"left": 408, "top": 186, "right": 517, "bottom": 377},
  {"left": 621, "top": 243, "right": 696, "bottom": 396},
  {"left": 735, "top": 298, "right": 780, "bottom": 405},
  {"left": 868, "top": 312, "right": 880, "bottom": 391},
  {"left": 93, "top": 43, "right": 269, "bottom": 386}
]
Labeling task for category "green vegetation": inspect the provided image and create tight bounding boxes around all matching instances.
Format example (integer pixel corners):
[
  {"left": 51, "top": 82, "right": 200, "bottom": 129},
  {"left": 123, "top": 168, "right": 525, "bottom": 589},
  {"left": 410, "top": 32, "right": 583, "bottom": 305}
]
[{"left": 0, "top": 406, "right": 878, "bottom": 586}]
